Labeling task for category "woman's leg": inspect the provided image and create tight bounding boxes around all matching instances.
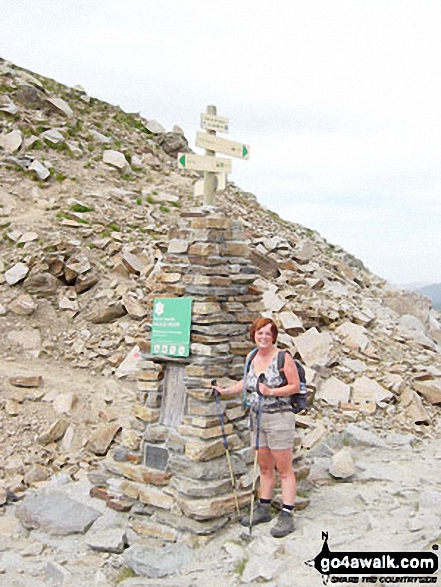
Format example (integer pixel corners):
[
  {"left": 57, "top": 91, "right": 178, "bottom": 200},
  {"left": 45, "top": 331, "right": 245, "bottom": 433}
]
[
  {"left": 272, "top": 448, "right": 296, "bottom": 505},
  {"left": 258, "top": 447, "right": 276, "bottom": 499},
  {"left": 240, "top": 446, "right": 275, "bottom": 527},
  {"left": 270, "top": 448, "right": 296, "bottom": 537}
]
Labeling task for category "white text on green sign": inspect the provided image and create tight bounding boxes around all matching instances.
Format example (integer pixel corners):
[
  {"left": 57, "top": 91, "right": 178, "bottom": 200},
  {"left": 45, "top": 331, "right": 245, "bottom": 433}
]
[
  {"left": 177, "top": 153, "right": 232, "bottom": 173},
  {"left": 195, "top": 132, "right": 250, "bottom": 160},
  {"left": 150, "top": 297, "right": 193, "bottom": 358}
]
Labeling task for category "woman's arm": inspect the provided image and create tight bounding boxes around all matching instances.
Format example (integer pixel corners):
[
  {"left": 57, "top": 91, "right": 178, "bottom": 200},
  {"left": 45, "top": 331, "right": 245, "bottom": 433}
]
[{"left": 215, "top": 379, "right": 244, "bottom": 396}]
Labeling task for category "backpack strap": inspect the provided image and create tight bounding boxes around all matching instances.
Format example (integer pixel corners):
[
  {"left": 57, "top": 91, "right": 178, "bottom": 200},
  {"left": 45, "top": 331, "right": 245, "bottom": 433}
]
[
  {"left": 242, "top": 347, "right": 258, "bottom": 406},
  {"left": 294, "top": 360, "right": 306, "bottom": 384},
  {"left": 277, "top": 350, "right": 288, "bottom": 386}
]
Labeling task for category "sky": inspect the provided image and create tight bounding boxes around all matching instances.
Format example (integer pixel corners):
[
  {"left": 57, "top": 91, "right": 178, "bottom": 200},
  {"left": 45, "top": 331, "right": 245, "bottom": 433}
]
[{"left": 2, "top": 0, "right": 441, "bottom": 286}]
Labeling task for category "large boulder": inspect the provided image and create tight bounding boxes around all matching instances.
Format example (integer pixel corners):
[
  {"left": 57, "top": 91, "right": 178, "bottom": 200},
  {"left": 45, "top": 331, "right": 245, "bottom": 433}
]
[{"left": 156, "top": 131, "right": 191, "bottom": 157}]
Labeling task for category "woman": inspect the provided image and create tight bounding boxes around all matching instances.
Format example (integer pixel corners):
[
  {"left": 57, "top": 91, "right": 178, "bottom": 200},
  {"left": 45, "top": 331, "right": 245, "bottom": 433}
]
[{"left": 215, "top": 317, "right": 300, "bottom": 538}]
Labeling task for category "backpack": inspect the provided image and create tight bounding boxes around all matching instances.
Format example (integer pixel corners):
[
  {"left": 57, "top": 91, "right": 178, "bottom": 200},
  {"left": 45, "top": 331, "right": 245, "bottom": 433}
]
[{"left": 242, "top": 348, "right": 308, "bottom": 413}]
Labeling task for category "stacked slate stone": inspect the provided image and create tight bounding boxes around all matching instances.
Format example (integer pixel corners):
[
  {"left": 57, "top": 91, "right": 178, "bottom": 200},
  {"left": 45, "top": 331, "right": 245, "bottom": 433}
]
[
  {"left": 92, "top": 209, "right": 310, "bottom": 538},
  {"left": 154, "top": 210, "right": 261, "bottom": 530},
  {"left": 91, "top": 210, "right": 260, "bottom": 536}
]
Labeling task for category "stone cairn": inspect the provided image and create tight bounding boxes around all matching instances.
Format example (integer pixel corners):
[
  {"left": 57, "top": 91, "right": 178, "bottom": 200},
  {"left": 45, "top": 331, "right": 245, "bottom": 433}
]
[{"left": 91, "top": 209, "right": 309, "bottom": 539}]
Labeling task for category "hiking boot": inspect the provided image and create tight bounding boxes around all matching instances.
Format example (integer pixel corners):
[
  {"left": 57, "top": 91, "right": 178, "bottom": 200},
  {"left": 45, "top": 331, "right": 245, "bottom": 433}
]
[
  {"left": 240, "top": 502, "right": 272, "bottom": 528},
  {"left": 270, "top": 510, "right": 295, "bottom": 538}
]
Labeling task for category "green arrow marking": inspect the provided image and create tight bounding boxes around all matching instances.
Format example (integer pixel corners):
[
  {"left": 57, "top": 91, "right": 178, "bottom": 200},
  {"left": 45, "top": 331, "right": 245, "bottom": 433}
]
[
  {"left": 179, "top": 154, "right": 186, "bottom": 167},
  {"left": 242, "top": 145, "right": 248, "bottom": 157}
]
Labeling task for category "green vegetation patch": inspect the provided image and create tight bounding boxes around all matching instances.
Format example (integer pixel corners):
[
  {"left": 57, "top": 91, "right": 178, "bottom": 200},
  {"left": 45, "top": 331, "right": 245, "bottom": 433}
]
[{"left": 70, "top": 203, "right": 94, "bottom": 213}]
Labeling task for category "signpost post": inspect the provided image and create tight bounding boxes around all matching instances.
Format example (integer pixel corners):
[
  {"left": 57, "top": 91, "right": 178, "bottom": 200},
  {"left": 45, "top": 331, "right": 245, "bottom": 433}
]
[
  {"left": 150, "top": 297, "right": 193, "bottom": 358},
  {"left": 177, "top": 105, "right": 250, "bottom": 206},
  {"left": 203, "top": 105, "right": 217, "bottom": 206}
]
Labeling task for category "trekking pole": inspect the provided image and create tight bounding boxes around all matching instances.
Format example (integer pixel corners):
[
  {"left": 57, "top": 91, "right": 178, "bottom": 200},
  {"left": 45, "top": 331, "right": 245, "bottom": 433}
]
[
  {"left": 249, "top": 373, "right": 265, "bottom": 538},
  {"left": 212, "top": 380, "right": 241, "bottom": 517}
]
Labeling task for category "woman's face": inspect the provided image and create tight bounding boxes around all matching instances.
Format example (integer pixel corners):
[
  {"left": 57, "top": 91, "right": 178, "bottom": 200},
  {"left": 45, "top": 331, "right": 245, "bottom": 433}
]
[{"left": 255, "top": 323, "right": 274, "bottom": 349}]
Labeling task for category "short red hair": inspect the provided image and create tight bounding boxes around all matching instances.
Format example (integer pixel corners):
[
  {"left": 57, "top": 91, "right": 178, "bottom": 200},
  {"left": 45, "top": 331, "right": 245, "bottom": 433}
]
[{"left": 250, "top": 317, "right": 278, "bottom": 344}]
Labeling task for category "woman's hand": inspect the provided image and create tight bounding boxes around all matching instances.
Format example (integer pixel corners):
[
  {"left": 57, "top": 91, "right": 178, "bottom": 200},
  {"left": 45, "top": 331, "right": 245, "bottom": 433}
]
[
  {"left": 211, "top": 378, "right": 243, "bottom": 398},
  {"left": 212, "top": 386, "right": 229, "bottom": 397},
  {"left": 259, "top": 382, "right": 274, "bottom": 396}
]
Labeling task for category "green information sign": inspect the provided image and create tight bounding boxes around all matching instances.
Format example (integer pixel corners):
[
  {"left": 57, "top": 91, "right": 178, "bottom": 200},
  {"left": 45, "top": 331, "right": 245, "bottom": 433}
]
[{"left": 150, "top": 297, "right": 193, "bottom": 357}]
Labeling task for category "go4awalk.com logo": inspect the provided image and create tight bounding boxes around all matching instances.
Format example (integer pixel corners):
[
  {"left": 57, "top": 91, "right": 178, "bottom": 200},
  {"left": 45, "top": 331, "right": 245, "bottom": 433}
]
[{"left": 306, "top": 533, "right": 439, "bottom": 584}]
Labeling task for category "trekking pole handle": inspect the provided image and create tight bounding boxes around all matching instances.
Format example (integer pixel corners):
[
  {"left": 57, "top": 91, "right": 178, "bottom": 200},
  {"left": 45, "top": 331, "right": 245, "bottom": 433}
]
[
  {"left": 212, "top": 379, "right": 219, "bottom": 401},
  {"left": 257, "top": 373, "right": 266, "bottom": 395}
]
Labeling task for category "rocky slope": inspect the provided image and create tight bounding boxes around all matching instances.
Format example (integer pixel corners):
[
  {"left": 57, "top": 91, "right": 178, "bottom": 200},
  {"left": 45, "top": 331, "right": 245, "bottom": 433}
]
[
  {"left": 1, "top": 57, "right": 441, "bottom": 494},
  {"left": 1, "top": 58, "right": 441, "bottom": 583}
]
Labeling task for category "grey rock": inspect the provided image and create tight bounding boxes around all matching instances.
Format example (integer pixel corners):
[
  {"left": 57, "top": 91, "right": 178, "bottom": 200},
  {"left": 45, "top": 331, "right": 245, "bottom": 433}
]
[
  {"left": 343, "top": 424, "right": 387, "bottom": 448},
  {"left": 0, "top": 97, "right": 19, "bottom": 115},
  {"left": 46, "top": 560, "right": 72, "bottom": 585},
  {"left": 336, "top": 321, "right": 369, "bottom": 351},
  {"left": 351, "top": 376, "right": 394, "bottom": 409},
  {"left": 28, "top": 159, "right": 51, "bottom": 180},
  {"left": 74, "top": 271, "right": 99, "bottom": 293},
  {"left": 0, "top": 129, "right": 23, "bottom": 152},
  {"left": 64, "top": 252, "right": 91, "bottom": 282},
  {"left": 157, "top": 131, "right": 191, "bottom": 157},
  {"left": 16, "top": 83, "right": 44, "bottom": 107},
  {"left": 399, "top": 388, "right": 431, "bottom": 425},
  {"left": 294, "top": 327, "right": 333, "bottom": 367},
  {"left": 146, "top": 119, "right": 166, "bottom": 133},
  {"left": 418, "top": 490, "right": 441, "bottom": 510},
  {"left": 397, "top": 315, "right": 436, "bottom": 348},
  {"left": 316, "top": 376, "right": 351, "bottom": 406},
  {"left": 385, "top": 433, "right": 417, "bottom": 447},
  {"left": 242, "top": 556, "right": 281, "bottom": 583},
  {"left": 293, "top": 240, "right": 315, "bottom": 263},
  {"left": 358, "top": 463, "right": 395, "bottom": 482},
  {"left": 86, "top": 511, "right": 127, "bottom": 553},
  {"left": 46, "top": 96, "right": 74, "bottom": 118},
  {"left": 40, "top": 129, "right": 65, "bottom": 144},
  {"left": 153, "top": 508, "right": 229, "bottom": 535},
  {"left": 5, "top": 262, "right": 29, "bottom": 285},
  {"left": 90, "top": 129, "right": 111, "bottom": 143},
  {"left": 262, "top": 288, "right": 286, "bottom": 312},
  {"left": 7, "top": 327, "right": 41, "bottom": 349},
  {"left": 24, "top": 271, "right": 60, "bottom": 295},
  {"left": 8, "top": 293, "right": 36, "bottom": 315},
  {"left": 103, "top": 149, "right": 129, "bottom": 170},
  {"left": 119, "top": 579, "right": 190, "bottom": 587},
  {"left": 16, "top": 493, "right": 102, "bottom": 535},
  {"left": 87, "top": 302, "right": 127, "bottom": 324},
  {"left": 385, "top": 289, "right": 432, "bottom": 325},
  {"left": 413, "top": 380, "right": 441, "bottom": 406},
  {"left": 124, "top": 543, "right": 192, "bottom": 578},
  {"left": 329, "top": 447, "right": 356, "bottom": 479}
]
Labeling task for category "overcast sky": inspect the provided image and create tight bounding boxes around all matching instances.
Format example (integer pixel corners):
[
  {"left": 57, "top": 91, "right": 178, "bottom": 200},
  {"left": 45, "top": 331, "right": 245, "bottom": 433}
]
[{"left": 2, "top": 1, "right": 441, "bottom": 285}]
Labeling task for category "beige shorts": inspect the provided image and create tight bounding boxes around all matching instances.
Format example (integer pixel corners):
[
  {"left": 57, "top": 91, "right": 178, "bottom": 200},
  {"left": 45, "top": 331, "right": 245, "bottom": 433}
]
[{"left": 250, "top": 410, "right": 296, "bottom": 450}]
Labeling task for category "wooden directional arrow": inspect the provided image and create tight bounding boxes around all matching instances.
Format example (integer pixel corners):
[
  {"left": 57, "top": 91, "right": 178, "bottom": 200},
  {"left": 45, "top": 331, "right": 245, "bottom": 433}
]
[
  {"left": 195, "top": 132, "right": 250, "bottom": 160},
  {"left": 177, "top": 153, "right": 232, "bottom": 173}
]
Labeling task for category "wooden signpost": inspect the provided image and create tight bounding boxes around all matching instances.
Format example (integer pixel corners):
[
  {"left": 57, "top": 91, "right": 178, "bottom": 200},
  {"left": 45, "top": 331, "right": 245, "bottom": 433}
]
[
  {"left": 177, "top": 153, "right": 232, "bottom": 173},
  {"left": 195, "top": 132, "right": 250, "bottom": 160},
  {"left": 177, "top": 105, "right": 250, "bottom": 206}
]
